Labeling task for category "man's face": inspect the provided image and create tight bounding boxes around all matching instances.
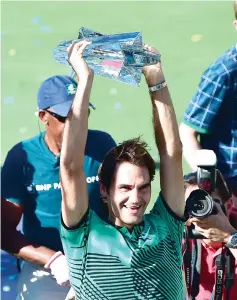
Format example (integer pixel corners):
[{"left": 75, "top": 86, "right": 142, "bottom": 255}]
[
  {"left": 47, "top": 110, "right": 66, "bottom": 137},
  {"left": 104, "top": 162, "right": 151, "bottom": 229},
  {"left": 39, "top": 109, "right": 66, "bottom": 142},
  {"left": 40, "top": 108, "right": 91, "bottom": 142}
]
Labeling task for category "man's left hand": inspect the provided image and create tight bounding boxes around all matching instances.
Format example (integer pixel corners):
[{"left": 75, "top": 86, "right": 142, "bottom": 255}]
[{"left": 142, "top": 45, "right": 165, "bottom": 86}]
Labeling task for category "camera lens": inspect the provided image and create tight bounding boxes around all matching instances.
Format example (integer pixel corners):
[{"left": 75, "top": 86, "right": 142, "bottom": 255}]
[
  {"left": 186, "top": 189, "right": 214, "bottom": 218},
  {"left": 193, "top": 202, "right": 204, "bottom": 210}
]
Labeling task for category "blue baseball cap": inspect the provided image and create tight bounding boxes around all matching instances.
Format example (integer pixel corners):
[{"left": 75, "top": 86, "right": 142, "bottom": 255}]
[{"left": 37, "top": 75, "right": 95, "bottom": 117}]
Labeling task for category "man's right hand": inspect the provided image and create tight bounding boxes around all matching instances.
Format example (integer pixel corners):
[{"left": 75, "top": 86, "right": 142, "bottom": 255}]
[
  {"left": 45, "top": 251, "right": 70, "bottom": 286},
  {"left": 67, "top": 41, "right": 94, "bottom": 81},
  {"left": 60, "top": 38, "right": 92, "bottom": 229}
]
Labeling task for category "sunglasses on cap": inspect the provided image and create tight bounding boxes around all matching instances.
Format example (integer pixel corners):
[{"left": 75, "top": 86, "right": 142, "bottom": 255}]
[
  {"left": 45, "top": 108, "right": 91, "bottom": 123},
  {"left": 45, "top": 109, "right": 67, "bottom": 123}
]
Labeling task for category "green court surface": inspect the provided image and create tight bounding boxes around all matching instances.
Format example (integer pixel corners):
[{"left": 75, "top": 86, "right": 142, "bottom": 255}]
[{"left": 1, "top": 1, "right": 236, "bottom": 204}]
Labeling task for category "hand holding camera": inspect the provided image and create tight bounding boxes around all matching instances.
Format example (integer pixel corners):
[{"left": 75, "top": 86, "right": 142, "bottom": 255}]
[
  {"left": 188, "top": 201, "right": 236, "bottom": 243},
  {"left": 184, "top": 149, "right": 233, "bottom": 239}
]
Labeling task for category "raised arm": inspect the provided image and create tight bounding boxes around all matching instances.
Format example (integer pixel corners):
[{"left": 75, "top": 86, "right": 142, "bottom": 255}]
[
  {"left": 179, "top": 123, "right": 201, "bottom": 171},
  {"left": 60, "top": 41, "right": 94, "bottom": 228},
  {"left": 180, "top": 65, "right": 228, "bottom": 171},
  {"left": 143, "top": 45, "right": 184, "bottom": 217}
]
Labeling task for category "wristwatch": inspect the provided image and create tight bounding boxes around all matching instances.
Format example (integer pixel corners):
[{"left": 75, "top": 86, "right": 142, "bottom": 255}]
[{"left": 226, "top": 232, "right": 237, "bottom": 248}]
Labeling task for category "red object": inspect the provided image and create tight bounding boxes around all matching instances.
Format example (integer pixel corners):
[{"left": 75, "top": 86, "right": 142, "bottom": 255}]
[
  {"left": 199, "top": 180, "right": 212, "bottom": 192},
  {"left": 183, "top": 204, "right": 237, "bottom": 300},
  {"left": 189, "top": 205, "right": 237, "bottom": 300},
  {"left": 101, "top": 60, "right": 123, "bottom": 69},
  {"left": 196, "top": 242, "right": 237, "bottom": 300}
]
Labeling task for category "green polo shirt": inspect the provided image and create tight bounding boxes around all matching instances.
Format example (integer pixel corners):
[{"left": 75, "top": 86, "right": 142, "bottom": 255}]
[{"left": 61, "top": 193, "right": 185, "bottom": 300}]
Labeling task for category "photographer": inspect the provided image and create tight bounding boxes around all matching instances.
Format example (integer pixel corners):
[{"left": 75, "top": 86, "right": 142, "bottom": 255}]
[
  {"left": 179, "top": 1, "right": 237, "bottom": 205},
  {"left": 183, "top": 169, "right": 237, "bottom": 300}
]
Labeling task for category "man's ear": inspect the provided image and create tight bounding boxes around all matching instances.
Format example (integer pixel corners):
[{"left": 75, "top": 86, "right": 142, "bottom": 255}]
[
  {"left": 233, "top": 20, "right": 237, "bottom": 31},
  {"left": 100, "top": 183, "right": 108, "bottom": 203},
  {"left": 38, "top": 110, "right": 48, "bottom": 125}
]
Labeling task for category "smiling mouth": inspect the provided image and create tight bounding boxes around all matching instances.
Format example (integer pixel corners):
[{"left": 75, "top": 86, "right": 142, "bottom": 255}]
[{"left": 124, "top": 205, "right": 142, "bottom": 212}]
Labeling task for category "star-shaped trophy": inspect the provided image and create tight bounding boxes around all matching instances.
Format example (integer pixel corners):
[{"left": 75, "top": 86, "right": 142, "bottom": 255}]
[{"left": 53, "top": 27, "right": 160, "bottom": 87}]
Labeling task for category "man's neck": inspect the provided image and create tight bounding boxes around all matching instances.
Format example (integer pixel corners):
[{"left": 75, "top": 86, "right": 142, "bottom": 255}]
[
  {"left": 110, "top": 215, "right": 134, "bottom": 232},
  {"left": 44, "top": 131, "right": 62, "bottom": 155}
]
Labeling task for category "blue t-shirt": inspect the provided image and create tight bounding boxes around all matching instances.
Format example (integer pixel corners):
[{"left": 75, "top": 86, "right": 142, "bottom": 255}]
[{"left": 1, "top": 130, "right": 116, "bottom": 252}]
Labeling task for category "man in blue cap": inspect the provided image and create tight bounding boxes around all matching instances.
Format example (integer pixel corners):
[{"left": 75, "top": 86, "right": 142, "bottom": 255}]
[{"left": 1, "top": 75, "right": 116, "bottom": 299}]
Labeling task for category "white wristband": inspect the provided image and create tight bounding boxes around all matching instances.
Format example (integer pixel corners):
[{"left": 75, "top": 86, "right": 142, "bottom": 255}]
[
  {"left": 44, "top": 251, "right": 63, "bottom": 269},
  {"left": 148, "top": 81, "right": 167, "bottom": 92}
]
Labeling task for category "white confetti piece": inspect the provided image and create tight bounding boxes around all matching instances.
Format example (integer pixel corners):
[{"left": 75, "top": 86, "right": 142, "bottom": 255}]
[
  {"left": 2, "top": 286, "right": 10, "bottom": 292},
  {"left": 8, "top": 49, "right": 16, "bottom": 56},
  {"left": 110, "top": 88, "right": 117, "bottom": 96},
  {"left": 191, "top": 34, "right": 202, "bottom": 42},
  {"left": 19, "top": 127, "right": 28, "bottom": 134}
]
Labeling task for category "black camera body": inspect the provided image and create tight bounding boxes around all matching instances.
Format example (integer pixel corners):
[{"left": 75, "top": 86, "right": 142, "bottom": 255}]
[
  {"left": 185, "top": 150, "right": 217, "bottom": 219},
  {"left": 185, "top": 150, "right": 217, "bottom": 238}
]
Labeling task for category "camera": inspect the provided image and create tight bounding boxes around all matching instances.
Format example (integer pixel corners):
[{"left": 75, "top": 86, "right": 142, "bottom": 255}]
[
  {"left": 185, "top": 150, "right": 217, "bottom": 218},
  {"left": 184, "top": 150, "right": 218, "bottom": 239},
  {"left": 184, "top": 150, "right": 231, "bottom": 239}
]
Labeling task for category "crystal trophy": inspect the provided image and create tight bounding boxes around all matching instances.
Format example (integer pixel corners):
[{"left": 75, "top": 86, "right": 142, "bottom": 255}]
[{"left": 53, "top": 27, "right": 160, "bottom": 87}]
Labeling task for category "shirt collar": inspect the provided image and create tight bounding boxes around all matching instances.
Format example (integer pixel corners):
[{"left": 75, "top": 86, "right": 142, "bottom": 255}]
[{"left": 201, "top": 240, "right": 224, "bottom": 258}]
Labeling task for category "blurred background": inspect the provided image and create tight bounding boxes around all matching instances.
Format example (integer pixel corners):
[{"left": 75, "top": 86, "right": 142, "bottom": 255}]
[{"left": 1, "top": 1, "right": 236, "bottom": 299}]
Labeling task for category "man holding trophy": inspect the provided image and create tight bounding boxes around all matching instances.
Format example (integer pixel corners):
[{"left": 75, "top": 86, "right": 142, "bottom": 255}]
[{"left": 60, "top": 38, "right": 185, "bottom": 299}]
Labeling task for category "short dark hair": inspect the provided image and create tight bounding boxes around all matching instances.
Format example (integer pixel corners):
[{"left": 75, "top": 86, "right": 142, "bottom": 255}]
[{"left": 98, "top": 137, "right": 156, "bottom": 192}]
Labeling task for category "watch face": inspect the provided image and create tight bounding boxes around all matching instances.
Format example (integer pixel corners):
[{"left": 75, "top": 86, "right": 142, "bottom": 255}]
[{"left": 230, "top": 233, "right": 237, "bottom": 248}]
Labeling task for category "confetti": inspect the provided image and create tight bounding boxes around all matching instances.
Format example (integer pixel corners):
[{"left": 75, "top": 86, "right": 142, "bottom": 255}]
[
  {"left": 3, "top": 97, "right": 14, "bottom": 104},
  {"left": 40, "top": 25, "right": 52, "bottom": 33},
  {"left": 2, "top": 286, "right": 10, "bottom": 292},
  {"left": 9, "top": 275, "right": 18, "bottom": 280},
  {"left": 191, "top": 34, "right": 202, "bottom": 42},
  {"left": 114, "top": 102, "right": 121, "bottom": 110},
  {"left": 110, "top": 88, "right": 117, "bottom": 96},
  {"left": 32, "top": 16, "right": 42, "bottom": 24},
  {"left": 8, "top": 49, "right": 16, "bottom": 56},
  {"left": 33, "top": 40, "right": 42, "bottom": 47},
  {"left": 19, "top": 127, "right": 28, "bottom": 134}
]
